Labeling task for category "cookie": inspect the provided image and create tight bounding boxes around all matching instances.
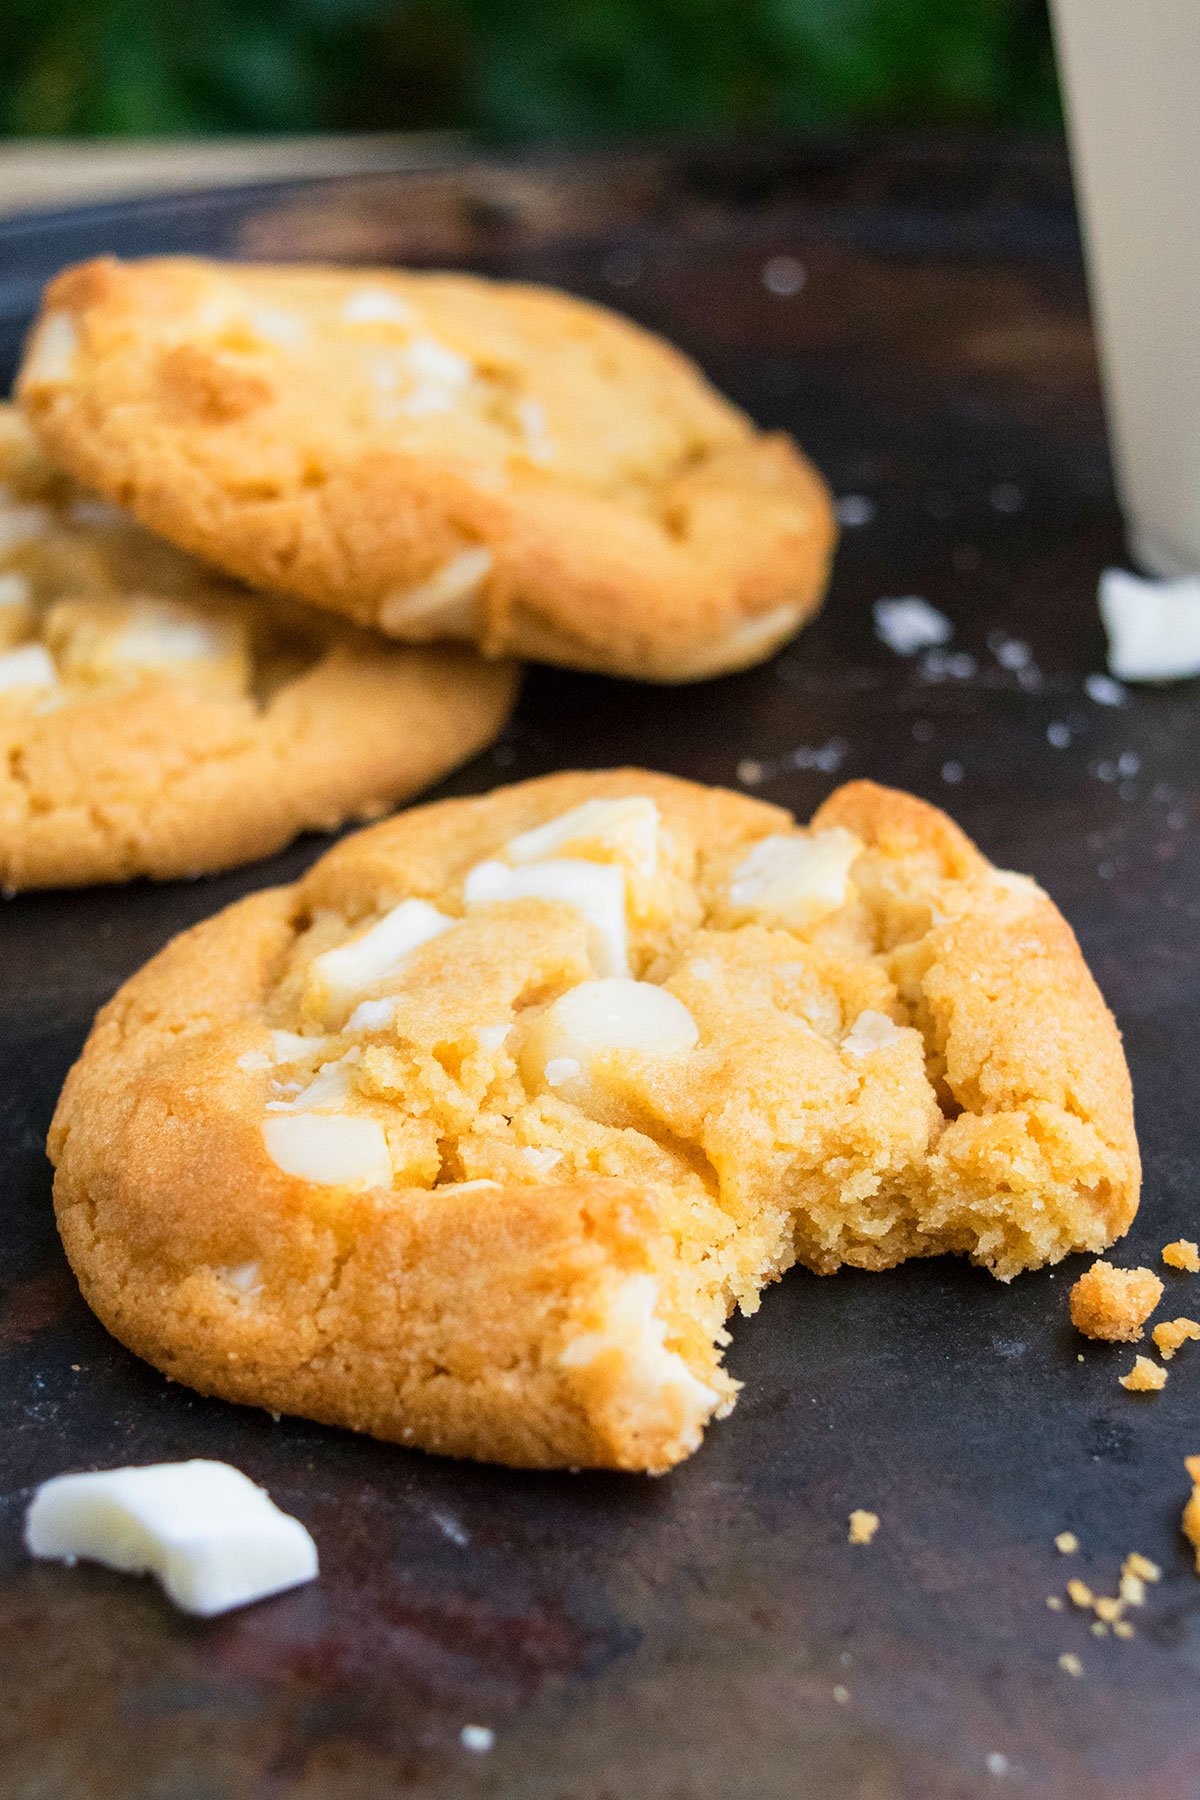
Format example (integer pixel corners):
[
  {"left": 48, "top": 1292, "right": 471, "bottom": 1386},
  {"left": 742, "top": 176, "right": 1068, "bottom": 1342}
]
[
  {"left": 0, "top": 407, "right": 516, "bottom": 888},
  {"left": 17, "top": 257, "right": 836, "bottom": 682},
  {"left": 48, "top": 770, "right": 1139, "bottom": 1471}
]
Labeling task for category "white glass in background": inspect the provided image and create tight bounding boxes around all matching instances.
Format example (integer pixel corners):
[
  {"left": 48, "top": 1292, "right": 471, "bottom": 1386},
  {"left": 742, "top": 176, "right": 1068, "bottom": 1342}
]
[{"left": 1050, "top": 0, "right": 1200, "bottom": 576}]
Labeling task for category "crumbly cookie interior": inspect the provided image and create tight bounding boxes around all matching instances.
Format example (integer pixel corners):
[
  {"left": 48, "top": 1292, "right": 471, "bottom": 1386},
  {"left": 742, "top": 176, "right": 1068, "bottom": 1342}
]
[
  {"left": 0, "top": 405, "right": 322, "bottom": 708},
  {"left": 231, "top": 779, "right": 1134, "bottom": 1450}
]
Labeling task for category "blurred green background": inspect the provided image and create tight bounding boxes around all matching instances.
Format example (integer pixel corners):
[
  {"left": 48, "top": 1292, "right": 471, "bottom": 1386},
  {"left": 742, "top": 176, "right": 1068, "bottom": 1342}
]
[{"left": 1, "top": 0, "right": 1059, "bottom": 141}]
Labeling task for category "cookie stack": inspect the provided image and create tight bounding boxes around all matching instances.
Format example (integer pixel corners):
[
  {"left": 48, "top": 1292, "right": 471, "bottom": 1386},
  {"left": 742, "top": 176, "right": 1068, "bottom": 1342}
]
[
  {"left": 3, "top": 253, "right": 836, "bottom": 889},
  {"left": 6, "top": 257, "right": 1141, "bottom": 1473}
]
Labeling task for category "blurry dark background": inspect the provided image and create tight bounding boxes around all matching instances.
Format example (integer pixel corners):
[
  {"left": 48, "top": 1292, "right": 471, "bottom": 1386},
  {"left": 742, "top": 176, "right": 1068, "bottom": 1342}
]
[{"left": 1, "top": 0, "right": 1060, "bottom": 142}]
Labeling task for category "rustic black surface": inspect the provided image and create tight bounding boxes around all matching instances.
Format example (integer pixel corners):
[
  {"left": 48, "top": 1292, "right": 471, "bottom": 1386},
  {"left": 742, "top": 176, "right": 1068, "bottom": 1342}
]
[{"left": 1, "top": 139, "right": 1198, "bottom": 1800}]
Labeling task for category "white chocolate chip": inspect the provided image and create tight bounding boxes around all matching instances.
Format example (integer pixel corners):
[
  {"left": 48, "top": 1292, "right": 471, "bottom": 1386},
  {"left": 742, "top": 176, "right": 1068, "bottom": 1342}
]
[
  {"left": 245, "top": 305, "right": 308, "bottom": 349},
  {"left": 842, "top": 1010, "right": 902, "bottom": 1057},
  {"left": 506, "top": 796, "right": 661, "bottom": 882},
  {"left": 112, "top": 599, "right": 242, "bottom": 672},
  {"left": 725, "top": 828, "right": 860, "bottom": 930},
  {"left": 476, "top": 1023, "right": 510, "bottom": 1053},
  {"left": 873, "top": 596, "right": 952, "bottom": 656},
  {"left": 544, "top": 1056, "right": 582, "bottom": 1088},
  {"left": 265, "top": 1054, "right": 358, "bottom": 1113},
  {"left": 262, "top": 1113, "right": 392, "bottom": 1188},
  {"left": 22, "top": 311, "right": 78, "bottom": 387},
  {"left": 520, "top": 1145, "right": 562, "bottom": 1174},
  {"left": 515, "top": 397, "right": 554, "bottom": 463},
  {"left": 560, "top": 1273, "right": 720, "bottom": 1447},
  {"left": 0, "top": 643, "right": 59, "bottom": 695},
  {"left": 340, "top": 289, "right": 415, "bottom": 327},
  {"left": 378, "top": 547, "right": 493, "bottom": 633},
  {"left": 308, "top": 898, "right": 455, "bottom": 1022},
  {"left": 346, "top": 997, "right": 398, "bottom": 1034},
  {"left": 464, "top": 857, "right": 628, "bottom": 977},
  {"left": 1099, "top": 567, "right": 1200, "bottom": 681},
  {"left": 24, "top": 1460, "right": 318, "bottom": 1617},
  {"left": 269, "top": 1029, "right": 327, "bottom": 1063},
  {"left": 522, "top": 977, "right": 698, "bottom": 1107},
  {"left": 221, "top": 1261, "right": 263, "bottom": 1295},
  {"left": 235, "top": 1049, "right": 272, "bottom": 1074}
]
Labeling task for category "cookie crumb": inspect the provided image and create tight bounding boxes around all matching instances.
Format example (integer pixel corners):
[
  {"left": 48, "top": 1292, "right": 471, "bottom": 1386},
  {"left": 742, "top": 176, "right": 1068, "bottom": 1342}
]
[
  {"left": 986, "top": 1752, "right": 1009, "bottom": 1777},
  {"left": 1069, "top": 1260, "right": 1163, "bottom": 1341},
  {"left": 1113, "top": 1619, "right": 1135, "bottom": 1639},
  {"left": 1184, "top": 1455, "right": 1200, "bottom": 1575},
  {"left": 1120, "top": 1356, "right": 1168, "bottom": 1392},
  {"left": 848, "top": 1509, "right": 879, "bottom": 1545},
  {"left": 1163, "top": 1240, "right": 1200, "bottom": 1273},
  {"left": 1122, "top": 1552, "right": 1161, "bottom": 1585},
  {"left": 1090, "top": 1620, "right": 1108, "bottom": 1638},
  {"left": 832, "top": 1684, "right": 850, "bottom": 1705},
  {"left": 1057, "top": 1652, "right": 1083, "bottom": 1678},
  {"left": 460, "top": 1725, "right": 495, "bottom": 1754},
  {"left": 1067, "top": 1578, "right": 1094, "bottom": 1609},
  {"left": 1055, "top": 1531, "right": 1079, "bottom": 1555},
  {"left": 1046, "top": 1594, "right": 1064, "bottom": 1611},
  {"left": 1152, "top": 1317, "right": 1200, "bottom": 1360}
]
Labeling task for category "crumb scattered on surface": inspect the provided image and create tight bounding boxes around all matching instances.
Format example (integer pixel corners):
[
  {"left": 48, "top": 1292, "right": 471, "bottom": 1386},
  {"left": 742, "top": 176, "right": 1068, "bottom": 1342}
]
[
  {"left": 986, "top": 1752, "right": 1009, "bottom": 1778},
  {"left": 848, "top": 1509, "right": 880, "bottom": 1546},
  {"left": 1185, "top": 1455, "right": 1200, "bottom": 1576},
  {"left": 1123, "top": 1552, "right": 1161, "bottom": 1585},
  {"left": 1055, "top": 1531, "right": 1079, "bottom": 1555},
  {"left": 1163, "top": 1240, "right": 1200, "bottom": 1273},
  {"left": 1067, "top": 1578, "right": 1094, "bottom": 1610},
  {"left": 1120, "top": 1356, "right": 1168, "bottom": 1393},
  {"left": 1152, "top": 1317, "right": 1200, "bottom": 1361},
  {"left": 1058, "top": 1653, "right": 1083, "bottom": 1678},
  {"left": 1090, "top": 1620, "right": 1108, "bottom": 1637},
  {"left": 1046, "top": 1595, "right": 1064, "bottom": 1611},
  {"left": 832, "top": 1685, "right": 850, "bottom": 1705},
  {"left": 1114, "top": 1620, "right": 1135, "bottom": 1639},
  {"left": 1069, "top": 1260, "right": 1163, "bottom": 1341}
]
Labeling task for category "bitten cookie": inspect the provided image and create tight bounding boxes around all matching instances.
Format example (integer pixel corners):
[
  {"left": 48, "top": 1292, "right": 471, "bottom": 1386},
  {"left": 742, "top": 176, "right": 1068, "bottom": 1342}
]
[
  {"left": 49, "top": 771, "right": 1139, "bottom": 1471},
  {"left": 17, "top": 257, "right": 836, "bottom": 682},
  {"left": 0, "top": 406, "right": 516, "bottom": 888}
]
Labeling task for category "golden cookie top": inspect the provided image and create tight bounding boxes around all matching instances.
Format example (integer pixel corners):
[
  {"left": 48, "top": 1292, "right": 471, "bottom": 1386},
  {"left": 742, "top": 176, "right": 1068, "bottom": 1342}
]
[{"left": 17, "top": 257, "right": 836, "bottom": 680}]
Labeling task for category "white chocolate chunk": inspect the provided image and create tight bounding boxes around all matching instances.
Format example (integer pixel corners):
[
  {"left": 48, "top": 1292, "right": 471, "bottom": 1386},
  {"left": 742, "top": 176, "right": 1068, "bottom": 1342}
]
[
  {"left": 515, "top": 397, "right": 554, "bottom": 463},
  {"left": 308, "top": 898, "right": 454, "bottom": 1021},
  {"left": 522, "top": 977, "right": 698, "bottom": 1106},
  {"left": 262, "top": 1113, "right": 392, "bottom": 1188},
  {"left": 406, "top": 335, "right": 473, "bottom": 389},
  {"left": 475, "top": 1023, "right": 510, "bottom": 1053},
  {"left": 378, "top": 547, "right": 493, "bottom": 633},
  {"left": 265, "top": 1054, "right": 358, "bottom": 1113},
  {"left": 560, "top": 1274, "right": 720, "bottom": 1447},
  {"left": 0, "top": 643, "right": 59, "bottom": 695},
  {"left": 24, "top": 1460, "right": 318, "bottom": 1617},
  {"left": 346, "top": 996, "right": 397, "bottom": 1033},
  {"left": 873, "top": 596, "right": 952, "bottom": 656},
  {"left": 270, "top": 1029, "right": 327, "bottom": 1063},
  {"left": 22, "top": 311, "right": 78, "bottom": 388},
  {"left": 245, "top": 305, "right": 308, "bottom": 349},
  {"left": 842, "top": 1010, "right": 902, "bottom": 1057},
  {"left": 113, "top": 599, "right": 243, "bottom": 672},
  {"left": 464, "top": 857, "right": 628, "bottom": 976},
  {"left": 340, "top": 288, "right": 414, "bottom": 327},
  {"left": 506, "top": 796, "right": 661, "bottom": 882},
  {"left": 222, "top": 1261, "right": 262, "bottom": 1295},
  {"left": 521, "top": 1145, "right": 562, "bottom": 1173},
  {"left": 725, "top": 828, "right": 861, "bottom": 930},
  {"left": 1098, "top": 567, "right": 1200, "bottom": 681},
  {"left": 235, "top": 1048, "right": 272, "bottom": 1074}
]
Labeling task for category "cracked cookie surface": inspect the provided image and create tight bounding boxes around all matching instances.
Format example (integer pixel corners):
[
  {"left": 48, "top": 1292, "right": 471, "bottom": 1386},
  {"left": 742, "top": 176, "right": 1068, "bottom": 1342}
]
[
  {"left": 0, "top": 407, "right": 516, "bottom": 888},
  {"left": 48, "top": 770, "right": 1139, "bottom": 1471},
  {"left": 18, "top": 257, "right": 836, "bottom": 681}
]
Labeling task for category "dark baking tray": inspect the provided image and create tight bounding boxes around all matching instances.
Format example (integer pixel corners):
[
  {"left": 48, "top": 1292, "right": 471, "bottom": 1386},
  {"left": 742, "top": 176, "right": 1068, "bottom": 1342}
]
[{"left": 1, "top": 138, "right": 1197, "bottom": 1800}]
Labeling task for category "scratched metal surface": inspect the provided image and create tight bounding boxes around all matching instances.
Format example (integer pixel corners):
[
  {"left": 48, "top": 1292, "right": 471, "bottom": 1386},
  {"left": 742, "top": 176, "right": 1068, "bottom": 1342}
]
[{"left": 0, "top": 140, "right": 1198, "bottom": 1800}]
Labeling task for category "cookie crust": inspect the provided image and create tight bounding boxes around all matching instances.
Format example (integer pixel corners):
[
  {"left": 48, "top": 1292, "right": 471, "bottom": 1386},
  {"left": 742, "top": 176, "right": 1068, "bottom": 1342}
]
[
  {"left": 0, "top": 407, "right": 516, "bottom": 888},
  {"left": 49, "top": 772, "right": 1140, "bottom": 1471},
  {"left": 18, "top": 258, "right": 836, "bottom": 682}
]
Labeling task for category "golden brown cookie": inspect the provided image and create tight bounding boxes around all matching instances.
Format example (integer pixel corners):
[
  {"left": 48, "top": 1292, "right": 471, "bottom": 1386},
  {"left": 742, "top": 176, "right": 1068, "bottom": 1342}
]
[
  {"left": 48, "top": 771, "right": 1139, "bottom": 1471},
  {"left": 0, "top": 406, "right": 516, "bottom": 888},
  {"left": 17, "top": 257, "right": 836, "bottom": 681}
]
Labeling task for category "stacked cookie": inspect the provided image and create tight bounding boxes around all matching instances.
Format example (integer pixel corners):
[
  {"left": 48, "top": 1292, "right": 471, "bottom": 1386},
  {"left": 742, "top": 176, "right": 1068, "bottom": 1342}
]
[
  {"left": 9, "top": 257, "right": 1142, "bottom": 1474},
  {"left": 3, "top": 253, "right": 836, "bottom": 890}
]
